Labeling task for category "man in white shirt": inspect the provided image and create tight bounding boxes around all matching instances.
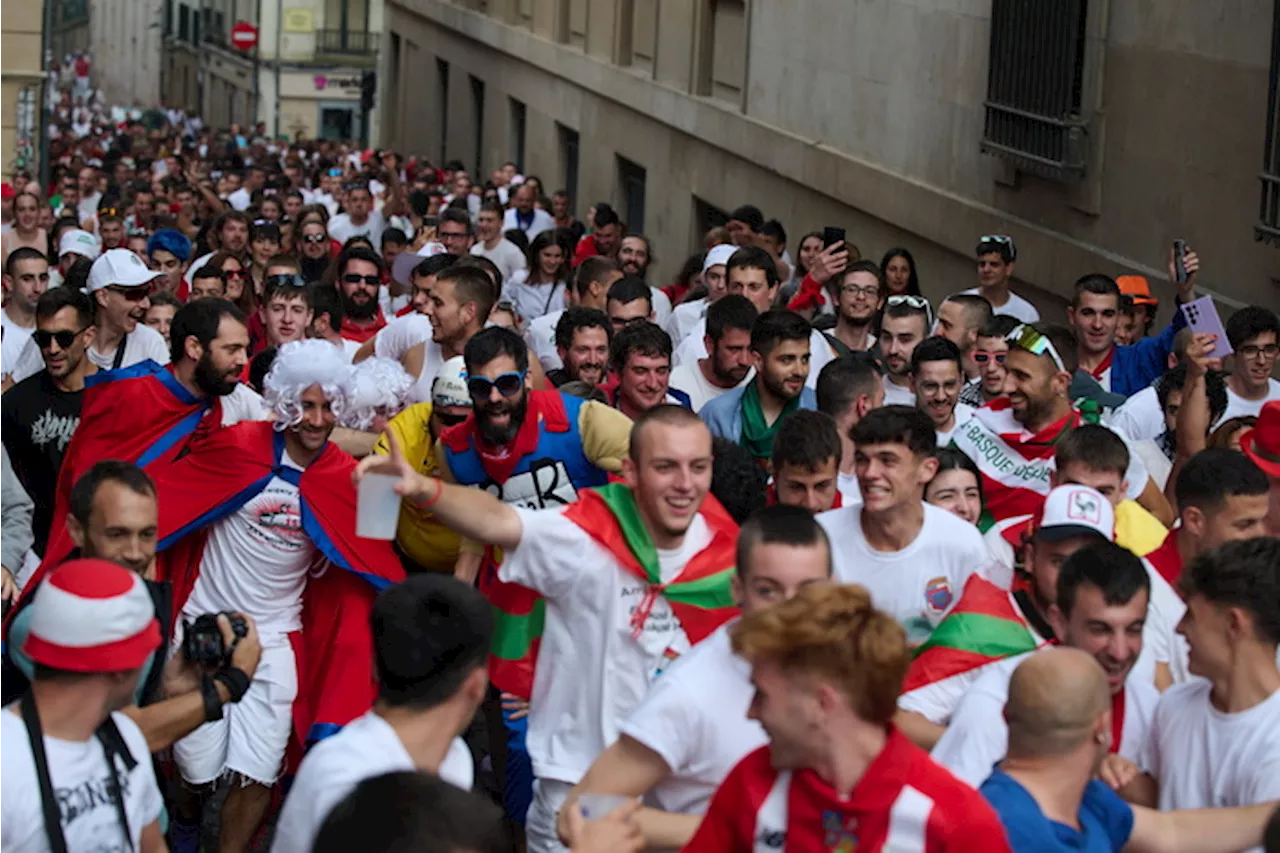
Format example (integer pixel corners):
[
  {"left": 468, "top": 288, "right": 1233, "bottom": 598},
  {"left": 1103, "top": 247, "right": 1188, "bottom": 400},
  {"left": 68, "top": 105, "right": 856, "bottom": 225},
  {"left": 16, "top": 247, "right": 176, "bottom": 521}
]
[
  {"left": 910, "top": 336, "right": 975, "bottom": 446},
  {"left": 879, "top": 295, "right": 930, "bottom": 405},
  {"left": 825, "top": 261, "right": 882, "bottom": 354},
  {"left": 668, "top": 294, "right": 755, "bottom": 412},
  {"left": 525, "top": 257, "right": 621, "bottom": 373},
  {"left": 77, "top": 249, "right": 170, "bottom": 374},
  {"left": 503, "top": 182, "right": 556, "bottom": 240},
  {"left": 272, "top": 575, "right": 487, "bottom": 853},
  {"left": 963, "top": 234, "right": 1040, "bottom": 323},
  {"left": 665, "top": 244, "right": 734, "bottom": 346},
  {"left": 933, "top": 293, "right": 993, "bottom": 381},
  {"left": 356, "top": 405, "right": 740, "bottom": 853},
  {"left": 471, "top": 200, "right": 527, "bottom": 285},
  {"left": 226, "top": 165, "right": 265, "bottom": 211},
  {"left": 932, "top": 540, "right": 1160, "bottom": 787},
  {"left": 814, "top": 354, "right": 884, "bottom": 506},
  {"left": 1, "top": 248, "right": 49, "bottom": 383},
  {"left": 307, "top": 285, "right": 363, "bottom": 361},
  {"left": 1220, "top": 307, "right": 1280, "bottom": 422},
  {"left": 327, "top": 182, "right": 387, "bottom": 246},
  {"left": 559, "top": 505, "right": 833, "bottom": 850},
  {"left": 2, "top": 558, "right": 166, "bottom": 853},
  {"left": 817, "top": 405, "right": 991, "bottom": 646}
]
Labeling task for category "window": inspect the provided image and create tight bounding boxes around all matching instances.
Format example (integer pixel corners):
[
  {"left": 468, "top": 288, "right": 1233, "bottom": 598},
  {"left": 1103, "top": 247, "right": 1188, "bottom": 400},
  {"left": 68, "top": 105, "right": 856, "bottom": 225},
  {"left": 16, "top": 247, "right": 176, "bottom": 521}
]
[
  {"left": 470, "top": 75, "right": 486, "bottom": 178},
  {"left": 701, "top": 0, "right": 746, "bottom": 106},
  {"left": 692, "top": 196, "right": 729, "bottom": 247},
  {"left": 632, "top": 0, "right": 657, "bottom": 75},
  {"left": 568, "top": 0, "right": 588, "bottom": 48},
  {"left": 558, "top": 123, "right": 580, "bottom": 209},
  {"left": 178, "top": 4, "right": 190, "bottom": 41},
  {"left": 164, "top": 0, "right": 173, "bottom": 36},
  {"left": 981, "top": 0, "right": 1090, "bottom": 180},
  {"left": 1257, "top": 0, "right": 1280, "bottom": 245},
  {"left": 509, "top": 98, "right": 527, "bottom": 172},
  {"left": 437, "top": 59, "right": 450, "bottom": 162},
  {"left": 618, "top": 156, "right": 646, "bottom": 234},
  {"left": 517, "top": 0, "right": 533, "bottom": 28},
  {"left": 325, "top": 0, "right": 369, "bottom": 33}
]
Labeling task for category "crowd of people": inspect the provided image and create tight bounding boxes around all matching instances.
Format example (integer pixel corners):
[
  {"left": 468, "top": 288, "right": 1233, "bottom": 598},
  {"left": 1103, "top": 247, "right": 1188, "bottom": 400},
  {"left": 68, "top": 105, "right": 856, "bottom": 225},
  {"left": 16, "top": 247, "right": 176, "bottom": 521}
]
[{"left": 1, "top": 106, "right": 1279, "bottom": 853}]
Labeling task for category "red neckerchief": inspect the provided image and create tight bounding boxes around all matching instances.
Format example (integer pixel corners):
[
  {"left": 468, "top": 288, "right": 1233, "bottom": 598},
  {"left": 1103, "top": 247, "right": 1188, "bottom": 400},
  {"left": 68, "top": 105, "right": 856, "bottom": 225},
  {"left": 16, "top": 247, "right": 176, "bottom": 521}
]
[
  {"left": 1087, "top": 346, "right": 1116, "bottom": 381},
  {"left": 1146, "top": 529, "right": 1183, "bottom": 592},
  {"left": 341, "top": 309, "right": 387, "bottom": 343},
  {"left": 1110, "top": 688, "right": 1125, "bottom": 754},
  {"left": 459, "top": 395, "right": 548, "bottom": 485}
]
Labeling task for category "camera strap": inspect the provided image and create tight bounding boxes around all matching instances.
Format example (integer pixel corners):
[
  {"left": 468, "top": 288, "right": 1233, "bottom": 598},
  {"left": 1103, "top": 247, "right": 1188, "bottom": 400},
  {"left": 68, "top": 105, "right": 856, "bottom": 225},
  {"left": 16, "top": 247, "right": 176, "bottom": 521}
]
[
  {"left": 111, "top": 332, "right": 129, "bottom": 370},
  {"left": 20, "top": 691, "right": 137, "bottom": 853}
]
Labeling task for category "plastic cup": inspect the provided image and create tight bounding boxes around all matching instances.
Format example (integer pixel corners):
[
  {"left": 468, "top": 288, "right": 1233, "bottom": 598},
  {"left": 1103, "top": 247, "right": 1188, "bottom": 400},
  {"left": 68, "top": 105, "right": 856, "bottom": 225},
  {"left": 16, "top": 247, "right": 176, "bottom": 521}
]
[
  {"left": 576, "top": 793, "right": 633, "bottom": 821},
  {"left": 356, "top": 473, "right": 401, "bottom": 540}
]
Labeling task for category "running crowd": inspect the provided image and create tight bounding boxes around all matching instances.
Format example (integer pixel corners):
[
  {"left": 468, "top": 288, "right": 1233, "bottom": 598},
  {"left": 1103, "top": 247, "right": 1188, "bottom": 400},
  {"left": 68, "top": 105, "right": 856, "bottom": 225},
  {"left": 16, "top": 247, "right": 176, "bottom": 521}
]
[{"left": 1, "top": 112, "right": 1279, "bottom": 853}]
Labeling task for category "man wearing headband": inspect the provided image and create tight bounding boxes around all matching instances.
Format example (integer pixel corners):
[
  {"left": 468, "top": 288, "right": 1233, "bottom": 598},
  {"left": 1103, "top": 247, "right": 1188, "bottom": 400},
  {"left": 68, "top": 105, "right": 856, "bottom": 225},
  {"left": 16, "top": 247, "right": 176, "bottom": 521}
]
[{"left": 150, "top": 339, "right": 405, "bottom": 853}]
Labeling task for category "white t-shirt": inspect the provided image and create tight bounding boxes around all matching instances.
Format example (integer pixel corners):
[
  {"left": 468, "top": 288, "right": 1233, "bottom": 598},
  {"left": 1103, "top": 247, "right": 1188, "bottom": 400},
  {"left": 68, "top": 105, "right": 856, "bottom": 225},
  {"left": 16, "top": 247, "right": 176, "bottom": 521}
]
[
  {"left": 666, "top": 299, "right": 707, "bottom": 345},
  {"left": 649, "top": 287, "right": 673, "bottom": 331},
  {"left": 84, "top": 324, "right": 171, "bottom": 373},
  {"left": 1220, "top": 379, "right": 1280, "bottom": 423},
  {"left": 936, "top": 403, "right": 976, "bottom": 446},
  {"left": 502, "top": 270, "right": 568, "bottom": 324},
  {"left": 962, "top": 287, "right": 1040, "bottom": 323},
  {"left": 1109, "top": 385, "right": 1165, "bottom": 442},
  {"left": 184, "top": 450, "right": 314, "bottom": 635},
  {"left": 502, "top": 207, "right": 556, "bottom": 241},
  {"left": 374, "top": 312, "right": 433, "bottom": 362},
  {"left": 2, "top": 707, "right": 163, "bottom": 853},
  {"left": 327, "top": 209, "right": 386, "bottom": 247},
  {"left": 882, "top": 375, "right": 916, "bottom": 406},
  {"left": 221, "top": 383, "right": 271, "bottom": 425},
  {"left": 227, "top": 186, "right": 253, "bottom": 211},
  {"left": 816, "top": 502, "right": 992, "bottom": 646},
  {"left": 837, "top": 471, "right": 862, "bottom": 508},
  {"left": 674, "top": 322, "right": 834, "bottom": 391},
  {"left": 1148, "top": 680, "right": 1280, "bottom": 819},
  {"left": 2, "top": 310, "right": 35, "bottom": 378},
  {"left": 668, "top": 361, "right": 745, "bottom": 413},
  {"left": 470, "top": 239, "right": 527, "bottom": 285},
  {"left": 619, "top": 622, "right": 767, "bottom": 816},
  {"left": 271, "top": 711, "right": 473, "bottom": 853},
  {"left": 525, "top": 308, "right": 564, "bottom": 372},
  {"left": 499, "top": 507, "right": 713, "bottom": 784},
  {"left": 930, "top": 651, "right": 1159, "bottom": 787},
  {"left": 1137, "top": 559, "right": 1190, "bottom": 687},
  {"left": 339, "top": 337, "right": 363, "bottom": 363}
]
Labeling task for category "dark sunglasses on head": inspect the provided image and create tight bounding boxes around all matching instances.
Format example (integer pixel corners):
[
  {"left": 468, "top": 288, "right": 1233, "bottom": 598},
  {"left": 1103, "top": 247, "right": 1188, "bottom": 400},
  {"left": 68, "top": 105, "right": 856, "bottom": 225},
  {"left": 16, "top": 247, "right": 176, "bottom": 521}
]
[
  {"left": 302, "top": 233, "right": 328, "bottom": 244},
  {"left": 971, "top": 350, "right": 1007, "bottom": 365},
  {"left": 342, "top": 273, "right": 380, "bottom": 285},
  {"left": 33, "top": 327, "right": 89, "bottom": 350},
  {"left": 266, "top": 273, "right": 306, "bottom": 289},
  {"left": 107, "top": 285, "right": 153, "bottom": 302},
  {"left": 466, "top": 370, "right": 526, "bottom": 399}
]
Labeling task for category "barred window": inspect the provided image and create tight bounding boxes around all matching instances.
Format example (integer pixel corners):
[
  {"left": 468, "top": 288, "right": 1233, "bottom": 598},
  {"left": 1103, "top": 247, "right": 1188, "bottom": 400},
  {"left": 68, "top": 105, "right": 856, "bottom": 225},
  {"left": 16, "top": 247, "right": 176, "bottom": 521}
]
[{"left": 1256, "top": 0, "right": 1280, "bottom": 245}]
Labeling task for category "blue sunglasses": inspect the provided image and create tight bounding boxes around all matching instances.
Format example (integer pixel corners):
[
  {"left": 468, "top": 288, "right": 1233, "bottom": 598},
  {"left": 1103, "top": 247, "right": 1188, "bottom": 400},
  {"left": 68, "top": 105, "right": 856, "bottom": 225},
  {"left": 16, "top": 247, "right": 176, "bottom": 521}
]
[{"left": 466, "top": 370, "right": 526, "bottom": 399}]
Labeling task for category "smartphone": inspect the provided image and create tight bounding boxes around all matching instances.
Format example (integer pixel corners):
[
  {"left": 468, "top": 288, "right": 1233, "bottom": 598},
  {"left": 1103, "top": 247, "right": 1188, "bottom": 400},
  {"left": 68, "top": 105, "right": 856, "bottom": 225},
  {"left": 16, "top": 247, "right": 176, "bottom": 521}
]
[
  {"left": 422, "top": 216, "right": 439, "bottom": 230},
  {"left": 1173, "top": 239, "right": 1188, "bottom": 284},
  {"left": 1180, "top": 296, "right": 1234, "bottom": 360},
  {"left": 822, "top": 226, "right": 846, "bottom": 250}
]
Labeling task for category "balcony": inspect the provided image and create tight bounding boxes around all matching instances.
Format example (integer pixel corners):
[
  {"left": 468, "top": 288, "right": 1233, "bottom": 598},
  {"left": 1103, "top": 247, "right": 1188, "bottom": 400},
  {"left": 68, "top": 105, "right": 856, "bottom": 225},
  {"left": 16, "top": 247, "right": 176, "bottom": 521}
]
[{"left": 315, "top": 28, "right": 379, "bottom": 57}]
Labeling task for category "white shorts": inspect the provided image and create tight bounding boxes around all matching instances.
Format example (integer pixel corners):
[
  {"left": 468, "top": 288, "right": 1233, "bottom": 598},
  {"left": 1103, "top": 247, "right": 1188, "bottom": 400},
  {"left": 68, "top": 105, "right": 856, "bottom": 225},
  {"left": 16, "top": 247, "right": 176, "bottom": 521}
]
[
  {"left": 525, "top": 778, "right": 572, "bottom": 853},
  {"left": 172, "top": 631, "right": 298, "bottom": 786}
]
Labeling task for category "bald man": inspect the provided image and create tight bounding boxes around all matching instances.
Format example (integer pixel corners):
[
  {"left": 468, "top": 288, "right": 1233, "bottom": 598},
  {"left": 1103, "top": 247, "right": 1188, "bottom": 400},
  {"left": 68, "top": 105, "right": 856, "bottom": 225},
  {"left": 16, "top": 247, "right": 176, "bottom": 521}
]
[{"left": 979, "top": 648, "right": 1277, "bottom": 852}]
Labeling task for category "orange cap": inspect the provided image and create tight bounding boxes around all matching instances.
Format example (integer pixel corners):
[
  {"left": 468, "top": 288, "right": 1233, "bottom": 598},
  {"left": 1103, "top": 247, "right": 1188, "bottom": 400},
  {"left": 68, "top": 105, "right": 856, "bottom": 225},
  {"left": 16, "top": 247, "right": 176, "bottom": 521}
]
[{"left": 1116, "top": 275, "right": 1157, "bottom": 307}]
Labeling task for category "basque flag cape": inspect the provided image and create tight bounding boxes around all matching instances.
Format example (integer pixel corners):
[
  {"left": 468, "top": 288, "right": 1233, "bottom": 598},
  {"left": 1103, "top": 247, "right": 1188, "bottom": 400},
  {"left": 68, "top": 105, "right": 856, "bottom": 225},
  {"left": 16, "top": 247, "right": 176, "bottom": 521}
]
[
  {"left": 153, "top": 420, "right": 405, "bottom": 746},
  {"left": 901, "top": 574, "right": 1045, "bottom": 694}
]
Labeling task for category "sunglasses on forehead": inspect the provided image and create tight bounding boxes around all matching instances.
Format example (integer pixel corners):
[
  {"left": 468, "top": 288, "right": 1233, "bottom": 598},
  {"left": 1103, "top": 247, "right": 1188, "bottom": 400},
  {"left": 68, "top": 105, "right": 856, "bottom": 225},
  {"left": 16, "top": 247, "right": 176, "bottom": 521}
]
[
  {"left": 886, "top": 294, "right": 933, "bottom": 327},
  {"left": 466, "top": 370, "right": 526, "bottom": 399},
  {"left": 1006, "top": 324, "right": 1066, "bottom": 372},
  {"left": 266, "top": 273, "right": 306, "bottom": 289}
]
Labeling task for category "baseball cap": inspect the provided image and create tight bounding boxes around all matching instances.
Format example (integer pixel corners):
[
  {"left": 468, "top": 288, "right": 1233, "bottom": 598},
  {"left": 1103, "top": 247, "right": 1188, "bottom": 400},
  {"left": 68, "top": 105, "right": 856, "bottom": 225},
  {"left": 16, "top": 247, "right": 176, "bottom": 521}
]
[
  {"left": 432, "top": 356, "right": 470, "bottom": 409},
  {"left": 23, "top": 559, "right": 161, "bottom": 672},
  {"left": 59, "top": 228, "right": 102, "bottom": 261},
  {"left": 1116, "top": 275, "right": 1158, "bottom": 307},
  {"left": 87, "top": 248, "right": 164, "bottom": 292},
  {"left": 702, "top": 243, "right": 737, "bottom": 274},
  {"left": 1033, "top": 485, "right": 1115, "bottom": 543}
]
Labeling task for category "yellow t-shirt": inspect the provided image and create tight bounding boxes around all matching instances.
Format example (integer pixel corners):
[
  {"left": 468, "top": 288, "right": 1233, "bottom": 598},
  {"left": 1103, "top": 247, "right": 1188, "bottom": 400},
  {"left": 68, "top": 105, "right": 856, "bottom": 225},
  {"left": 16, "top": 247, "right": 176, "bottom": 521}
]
[
  {"left": 1115, "top": 499, "right": 1167, "bottom": 558},
  {"left": 373, "top": 402, "right": 462, "bottom": 573}
]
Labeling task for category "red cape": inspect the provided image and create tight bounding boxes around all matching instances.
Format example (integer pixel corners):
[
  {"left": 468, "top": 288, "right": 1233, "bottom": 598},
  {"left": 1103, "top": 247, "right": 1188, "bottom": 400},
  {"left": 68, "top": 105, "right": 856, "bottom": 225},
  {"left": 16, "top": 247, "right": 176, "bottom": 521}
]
[{"left": 153, "top": 421, "right": 405, "bottom": 746}]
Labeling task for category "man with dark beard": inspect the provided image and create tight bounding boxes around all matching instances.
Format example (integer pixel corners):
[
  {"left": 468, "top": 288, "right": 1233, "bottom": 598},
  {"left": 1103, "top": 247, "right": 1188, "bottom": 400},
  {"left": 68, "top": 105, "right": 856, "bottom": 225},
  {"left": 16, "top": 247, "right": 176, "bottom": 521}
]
[
  {"left": 336, "top": 246, "right": 388, "bottom": 344},
  {"left": 549, "top": 307, "right": 611, "bottom": 388}
]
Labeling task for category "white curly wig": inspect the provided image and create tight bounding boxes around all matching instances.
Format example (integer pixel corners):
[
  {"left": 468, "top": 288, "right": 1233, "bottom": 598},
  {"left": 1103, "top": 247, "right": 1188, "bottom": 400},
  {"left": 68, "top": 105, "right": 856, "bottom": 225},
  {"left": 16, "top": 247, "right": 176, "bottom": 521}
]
[
  {"left": 340, "top": 356, "right": 414, "bottom": 431},
  {"left": 263, "top": 339, "right": 356, "bottom": 430}
]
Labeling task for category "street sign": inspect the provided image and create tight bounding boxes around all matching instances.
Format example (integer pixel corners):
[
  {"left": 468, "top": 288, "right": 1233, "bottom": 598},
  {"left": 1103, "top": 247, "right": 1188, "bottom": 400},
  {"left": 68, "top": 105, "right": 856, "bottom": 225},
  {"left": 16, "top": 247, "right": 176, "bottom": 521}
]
[{"left": 230, "top": 21, "right": 259, "bottom": 51}]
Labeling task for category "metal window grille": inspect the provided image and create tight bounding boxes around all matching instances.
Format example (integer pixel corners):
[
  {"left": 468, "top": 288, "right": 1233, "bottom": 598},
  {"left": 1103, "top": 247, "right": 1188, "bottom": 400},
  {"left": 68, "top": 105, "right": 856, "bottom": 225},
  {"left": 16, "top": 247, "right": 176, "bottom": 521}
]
[
  {"left": 981, "top": 0, "right": 1090, "bottom": 180},
  {"left": 1256, "top": 0, "right": 1280, "bottom": 245},
  {"left": 315, "top": 28, "right": 379, "bottom": 54}
]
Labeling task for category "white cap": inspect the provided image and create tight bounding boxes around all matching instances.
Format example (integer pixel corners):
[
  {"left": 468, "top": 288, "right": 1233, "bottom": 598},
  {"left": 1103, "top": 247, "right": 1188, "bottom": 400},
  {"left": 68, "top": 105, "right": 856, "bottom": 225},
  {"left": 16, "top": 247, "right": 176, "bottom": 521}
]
[
  {"left": 58, "top": 229, "right": 101, "bottom": 261},
  {"left": 1034, "top": 485, "right": 1115, "bottom": 542},
  {"left": 86, "top": 248, "right": 164, "bottom": 293},
  {"left": 432, "top": 356, "right": 470, "bottom": 409},
  {"left": 702, "top": 243, "right": 737, "bottom": 274}
]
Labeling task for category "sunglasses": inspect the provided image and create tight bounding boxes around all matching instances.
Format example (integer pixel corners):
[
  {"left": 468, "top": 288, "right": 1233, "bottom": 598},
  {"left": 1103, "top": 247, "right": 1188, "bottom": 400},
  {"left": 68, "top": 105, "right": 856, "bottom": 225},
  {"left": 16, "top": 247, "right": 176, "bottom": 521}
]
[
  {"left": 342, "top": 273, "right": 380, "bottom": 285},
  {"left": 886, "top": 294, "right": 933, "bottom": 326},
  {"left": 302, "top": 233, "right": 328, "bottom": 244},
  {"left": 466, "top": 370, "right": 527, "bottom": 399},
  {"left": 971, "top": 350, "right": 1008, "bottom": 365},
  {"left": 266, "top": 273, "right": 306, "bottom": 289},
  {"left": 107, "top": 285, "right": 153, "bottom": 302},
  {"left": 33, "top": 326, "right": 89, "bottom": 350},
  {"left": 221, "top": 269, "right": 247, "bottom": 281},
  {"left": 434, "top": 410, "right": 469, "bottom": 428},
  {"left": 1006, "top": 324, "right": 1066, "bottom": 373},
  {"left": 977, "top": 234, "right": 1017, "bottom": 260}
]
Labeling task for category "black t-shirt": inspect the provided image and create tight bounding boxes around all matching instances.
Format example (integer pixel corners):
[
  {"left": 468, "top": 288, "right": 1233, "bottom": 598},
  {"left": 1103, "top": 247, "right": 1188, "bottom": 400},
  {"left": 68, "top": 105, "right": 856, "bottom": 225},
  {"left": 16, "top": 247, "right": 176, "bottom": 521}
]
[{"left": 1, "top": 370, "right": 84, "bottom": 555}]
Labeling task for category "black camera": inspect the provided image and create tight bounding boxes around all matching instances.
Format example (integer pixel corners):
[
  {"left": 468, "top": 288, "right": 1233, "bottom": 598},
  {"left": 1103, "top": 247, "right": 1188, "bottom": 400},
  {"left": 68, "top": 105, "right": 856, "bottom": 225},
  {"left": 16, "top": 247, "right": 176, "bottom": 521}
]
[{"left": 182, "top": 613, "right": 248, "bottom": 668}]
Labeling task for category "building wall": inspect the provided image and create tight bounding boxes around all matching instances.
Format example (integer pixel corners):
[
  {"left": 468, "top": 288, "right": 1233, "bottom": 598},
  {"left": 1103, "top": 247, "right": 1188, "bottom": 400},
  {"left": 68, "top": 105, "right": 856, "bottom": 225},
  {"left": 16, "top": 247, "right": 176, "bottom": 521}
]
[
  {"left": 91, "top": 0, "right": 165, "bottom": 107},
  {"left": 383, "top": 0, "right": 1280, "bottom": 322},
  {"left": 1, "top": 0, "right": 44, "bottom": 175}
]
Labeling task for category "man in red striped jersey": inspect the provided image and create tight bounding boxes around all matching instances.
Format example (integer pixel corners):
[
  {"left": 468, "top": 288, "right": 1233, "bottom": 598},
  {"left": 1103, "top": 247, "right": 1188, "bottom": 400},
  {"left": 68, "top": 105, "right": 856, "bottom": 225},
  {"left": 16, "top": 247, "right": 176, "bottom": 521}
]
[{"left": 684, "top": 584, "right": 1010, "bottom": 853}]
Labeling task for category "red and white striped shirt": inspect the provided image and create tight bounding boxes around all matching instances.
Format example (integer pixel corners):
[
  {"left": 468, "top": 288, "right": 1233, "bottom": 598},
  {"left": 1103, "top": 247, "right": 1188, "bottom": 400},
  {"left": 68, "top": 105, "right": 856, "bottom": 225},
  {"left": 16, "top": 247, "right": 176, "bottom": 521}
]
[{"left": 683, "top": 729, "right": 1011, "bottom": 853}]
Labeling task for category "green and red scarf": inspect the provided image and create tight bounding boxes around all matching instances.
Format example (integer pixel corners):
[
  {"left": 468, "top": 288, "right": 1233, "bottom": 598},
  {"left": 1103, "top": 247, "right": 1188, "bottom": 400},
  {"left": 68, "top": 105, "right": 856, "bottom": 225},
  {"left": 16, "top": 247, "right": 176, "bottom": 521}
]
[{"left": 740, "top": 380, "right": 800, "bottom": 460}]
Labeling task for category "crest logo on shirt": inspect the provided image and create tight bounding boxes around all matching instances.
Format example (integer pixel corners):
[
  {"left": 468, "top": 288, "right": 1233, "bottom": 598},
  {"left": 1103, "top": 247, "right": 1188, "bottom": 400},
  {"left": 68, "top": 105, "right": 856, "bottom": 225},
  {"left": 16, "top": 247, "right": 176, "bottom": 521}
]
[
  {"left": 924, "top": 576, "right": 953, "bottom": 613},
  {"left": 822, "top": 811, "right": 859, "bottom": 852}
]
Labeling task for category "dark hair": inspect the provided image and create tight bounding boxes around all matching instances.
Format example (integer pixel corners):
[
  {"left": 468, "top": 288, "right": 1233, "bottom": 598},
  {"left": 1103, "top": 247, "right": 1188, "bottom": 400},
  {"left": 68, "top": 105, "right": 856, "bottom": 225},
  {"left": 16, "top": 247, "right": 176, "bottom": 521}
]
[
  {"left": 263, "top": 276, "right": 315, "bottom": 309},
  {"left": 338, "top": 244, "right": 386, "bottom": 278},
  {"left": 439, "top": 208, "right": 473, "bottom": 235},
  {"left": 816, "top": 354, "right": 882, "bottom": 418},
  {"left": 148, "top": 291, "right": 182, "bottom": 311},
  {"left": 728, "top": 204, "right": 764, "bottom": 231},
  {"left": 168, "top": 298, "right": 247, "bottom": 363},
  {"left": 711, "top": 437, "right": 770, "bottom": 524},
  {"left": 1022, "top": 322, "right": 1079, "bottom": 375},
  {"left": 851, "top": 405, "right": 936, "bottom": 457},
  {"left": 574, "top": 256, "right": 619, "bottom": 298},
  {"left": 736, "top": 505, "right": 831, "bottom": 578},
  {"left": 771, "top": 409, "right": 841, "bottom": 473},
  {"left": 909, "top": 336, "right": 962, "bottom": 375},
  {"left": 313, "top": 772, "right": 507, "bottom": 853},
  {"left": 455, "top": 254, "right": 504, "bottom": 292},
  {"left": 503, "top": 229, "right": 529, "bottom": 254},
  {"left": 943, "top": 293, "right": 994, "bottom": 331},
  {"left": 606, "top": 276, "right": 653, "bottom": 311},
  {"left": 1071, "top": 274, "right": 1121, "bottom": 308},
  {"left": 759, "top": 219, "right": 787, "bottom": 247},
  {"left": 592, "top": 203, "right": 620, "bottom": 229},
  {"left": 1182, "top": 538, "right": 1280, "bottom": 645},
  {"left": 1225, "top": 305, "right": 1280, "bottom": 351},
  {"left": 214, "top": 209, "right": 251, "bottom": 238},
  {"left": 525, "top": 230, "right": 568, "bottom": 285},
  {"left": 464, "top": 325, "right": 528, "bottom": 375},
  {"left": 706, "top": 294, "right": 758, "bottom": 342},
  {"left": 1055, "top": 423, "right": 1129, "bottom": 478},
  {"left": 726, "top": 246, "right": 779, "bottom": 288},
  {"left": 929, "top": 447, "right": 984, "bottom": 504},
  {"left": 878, "top": 248, "right": 921, "bottom": 297},
  {"left": 1174, "top": 449, "right": 1269, "bottom": 515},
  {"left": 371, "top": 575, "right": 493, "bottom": 708},
  {"left": 1209, "top": 416, "right": 1258, "bottom": 449},
  {"left": 1057, "top": 540, "right": 1150, "bottom": 619},
  {"left": 70, "top": 461, "right": 156, "bottom": 526},
  {"left": 192, "top": 263, "right": 224, "bottom": 282},
  {"left": 62, "top": 258, "right": 93, "bottom": 293},
  {"left": 976, "top": 235, "right": 1017, "bottom": 263},
  {"left": 979, "top": 314, "right": 1022, "bottom": 340},
  {"left": 381, "top": 228, "right": 408, "bottom": 248},
  {"left": 4, "top": 246, "right": 46, "bottom": 277},
  {"left": 35, "top": 286, "right": 94, "bottom": 328},
  {"left": 309, "top": 283, "right": 345, "bottom": 334},
  {"left": 412, "top": 253, "right": 458, "bottom": 283},
  {"left": 610, "top": 320, "right": 672, "bottom": 372},
  {"left": 1156, "top": 364, "right": 1228, "bottom": 427},
  {"left": 751, "top": 309, "right": 811, "bottom": 356},
  {"left": 438, "top": 265, "right": 498, "bottom": 321},
  {"left": 554, "top": 306, "right": 611, "bottom": 351},
  {"left": 249, "top": 346, "right": 277, "bottom": 394}
]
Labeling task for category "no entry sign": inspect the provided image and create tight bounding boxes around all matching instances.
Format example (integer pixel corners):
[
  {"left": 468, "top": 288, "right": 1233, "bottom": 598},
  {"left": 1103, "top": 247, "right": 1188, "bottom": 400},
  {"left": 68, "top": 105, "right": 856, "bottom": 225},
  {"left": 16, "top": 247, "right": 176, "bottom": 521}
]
[{"left": 230, "top": 21, "right": 259, "bottom": 51}]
